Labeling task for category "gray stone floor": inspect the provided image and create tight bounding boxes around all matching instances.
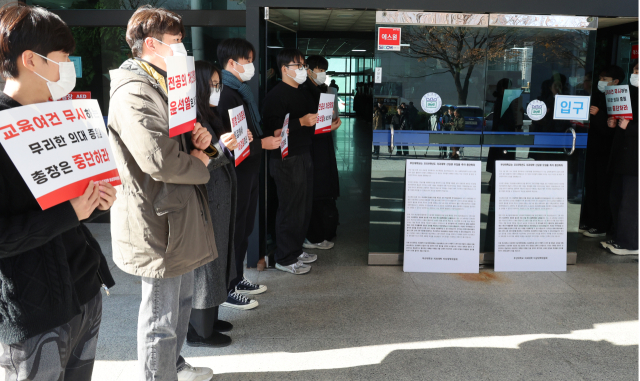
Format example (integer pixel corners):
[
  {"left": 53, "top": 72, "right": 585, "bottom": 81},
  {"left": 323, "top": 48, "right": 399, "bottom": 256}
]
[{"left": 87, "top": 119, "right": 637, "bottom": 380}]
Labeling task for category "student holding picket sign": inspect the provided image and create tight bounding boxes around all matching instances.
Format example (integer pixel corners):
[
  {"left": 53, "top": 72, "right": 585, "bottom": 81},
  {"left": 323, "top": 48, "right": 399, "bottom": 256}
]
[{"left": 0, "top": 4, "right": 116, "bottom": 380}]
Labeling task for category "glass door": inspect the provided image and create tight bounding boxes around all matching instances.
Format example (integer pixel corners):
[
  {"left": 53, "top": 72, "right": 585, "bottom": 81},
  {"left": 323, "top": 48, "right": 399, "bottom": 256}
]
[{"left": 368, "top": 12, "right": 597, "bottom": 265}]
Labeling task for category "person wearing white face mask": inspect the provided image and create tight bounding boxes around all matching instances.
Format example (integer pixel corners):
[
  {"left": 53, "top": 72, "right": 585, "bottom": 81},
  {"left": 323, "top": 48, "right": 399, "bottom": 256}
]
[
  {"left": 580, "top": 65, "right": 625, "bottom": 239},
  {"left": 602, "top": 61, "right": 639, "bottom": 256},
  {"left": 0, "top": 5, "right": 117, "bottom": 381},
  {"left": 109, "top": 6, "right": 217, "bottom": 381},
  {"left": 263, "top": 49, "right": 320, "bottom": 275},
  {"left": 216, "top": 38, "right": 269, "bottom": 310},
  {"left": 301, "top": 55, "right": 342, "bottom": 251}
]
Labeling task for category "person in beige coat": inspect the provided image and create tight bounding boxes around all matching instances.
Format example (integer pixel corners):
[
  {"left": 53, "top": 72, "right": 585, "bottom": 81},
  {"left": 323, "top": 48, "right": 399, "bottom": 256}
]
[{"left": 107, "top": 6, "right": 218, "bottom": 381}]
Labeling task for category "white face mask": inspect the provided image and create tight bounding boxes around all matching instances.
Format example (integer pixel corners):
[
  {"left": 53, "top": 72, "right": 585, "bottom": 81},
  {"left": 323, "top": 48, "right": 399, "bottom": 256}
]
[
  {"left": 597, "top": 80, "right": 610, "bottom": 93},
  {"left": 33, "top": 53, "right": 76, "bottom": 101},
  {"left": 209, "top": 87, "right": 221, "bottom": 106},
  {"left": 312, "top": 71, "right": 326, "bottom": 85},
  {"left": 630, "top": 74, "right": 639, "bottom": 87},
  {"left": 232, "top": 61, "right": 255, "bottom": 82},
  {"left": 153, "top": 38, "right": 187, "bottom": 58},
  {"left": 287, "top": 67, "right": 307, "bottom": 85}
]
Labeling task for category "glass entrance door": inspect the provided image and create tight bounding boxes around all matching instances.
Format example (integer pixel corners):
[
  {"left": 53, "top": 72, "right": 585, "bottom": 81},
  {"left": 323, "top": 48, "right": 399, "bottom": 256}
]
[{"left": 369, "top": 12, "right": 597, "bottom": 265}]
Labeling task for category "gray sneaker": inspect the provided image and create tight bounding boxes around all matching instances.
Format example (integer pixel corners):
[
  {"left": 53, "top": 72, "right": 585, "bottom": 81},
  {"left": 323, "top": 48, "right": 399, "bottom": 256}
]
[
  {"left": 303, "top": 239, "right": 335, "bottom": 250},
  {"left": 276, "top": 261, "right": 311, "bottom": 275},
  {"left": 298, "top": 252, "right": 317, "bottom": 263}
]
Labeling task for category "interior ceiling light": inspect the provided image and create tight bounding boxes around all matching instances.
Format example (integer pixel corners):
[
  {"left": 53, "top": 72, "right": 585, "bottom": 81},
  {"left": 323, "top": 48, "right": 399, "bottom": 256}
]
[{"left": 352, "top": 49, "right": 366, "bottom": 51}]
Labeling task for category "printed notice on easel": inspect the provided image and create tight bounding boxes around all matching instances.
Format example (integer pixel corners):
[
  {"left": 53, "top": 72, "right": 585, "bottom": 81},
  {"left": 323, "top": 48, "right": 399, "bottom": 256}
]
[
  {"left": 228, "top": 105, "right": 250, "bottom": 166},
  {"left": 280, "top": 113, "right": 289, "bottom": 159},
  {"left": 403, "top": 160, "right": 481, "bottom": 273},
  {"left": 315, "top": 93, "right": 335, "bottom": 134},
  {"left": 495, "top": 161, "right": 567, "bottom": 272}
]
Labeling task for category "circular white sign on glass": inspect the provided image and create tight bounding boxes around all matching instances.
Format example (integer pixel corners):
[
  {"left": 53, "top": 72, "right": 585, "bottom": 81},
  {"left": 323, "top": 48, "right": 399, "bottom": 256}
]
[
  {"left": 421, "top": 92, "right": 442, "bottom": 114},
  {"left": 526, "top": 100, "right": 547, "bottom": 121}
]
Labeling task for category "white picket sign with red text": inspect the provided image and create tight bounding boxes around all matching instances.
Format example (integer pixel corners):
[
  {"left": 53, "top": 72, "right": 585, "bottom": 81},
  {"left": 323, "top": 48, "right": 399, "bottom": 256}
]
[
  {"left": 228, "top": 105, "right": 250, "bottom": 166},
  {"left": 605, "top": 85, "right": 634, "bottom": 120},
  {"left": 315, "top": 93, "right": 335, "bottom": 134},
  {"left": 280, "top": 113, "right": 289, "bottom": 158},
  {"left": 167, "top": 55, "right": 197, "bottom": 137}
]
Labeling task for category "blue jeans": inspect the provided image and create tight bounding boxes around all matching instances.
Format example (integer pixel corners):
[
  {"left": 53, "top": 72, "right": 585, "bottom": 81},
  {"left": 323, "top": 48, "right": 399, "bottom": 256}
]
[{"left": 138, "top": 271, "right": 193, "bottom": 381}]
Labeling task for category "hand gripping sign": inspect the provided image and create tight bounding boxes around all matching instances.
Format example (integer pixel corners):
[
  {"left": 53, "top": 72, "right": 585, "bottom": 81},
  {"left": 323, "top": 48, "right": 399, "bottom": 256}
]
[
  {"left": 605, "top": 85, "right": 634, "bottom": 120},
  {"left": 228, "top": 105, "right": 250, "bottom": 166},
  {"left": 0, "top": 99, "right": 120, "bottom": 210},
  {"left": 280, "top": 113, "right": 290, "bottom": 159},
  {"left": 166, "top": 55, "right": 197, "bottom": 137},
  {"left": 315, "top": 93, "right": 335, "bottom": 134}
]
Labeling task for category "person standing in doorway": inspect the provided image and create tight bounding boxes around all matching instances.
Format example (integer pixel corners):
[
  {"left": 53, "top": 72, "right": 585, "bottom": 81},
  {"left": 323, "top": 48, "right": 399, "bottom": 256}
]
[
  {"left": 450, "top": 109, "right": 465, "bottom": 159},
  {"left": 603, "top": 61, "right": 638, "bottom": 255},
  {"left": 392, "top": 106, "right": 408, "bottom": 156},
  {"left": 579, "top": 65, "right": 624, "bottom": 238},
  {"left": 217, "top": 38, "right": 272, "bottom": 311},
  {"left": 439, "top": 107, "right": 455, "bottom": 158},
  {"left": 302, "top": 55, "right": 342, "bottom": 250},
  {"left": 263, "top": 49, "right": 319, "bottom": 275},
  {"left": 109, "top": 6, "right": 216, "bottom": 381},
  {"left": 330, "top": 79, "right": 339, "bottom": 93},
  {"left": 0, "top": 5, "right": 116, "bottom": 380}
]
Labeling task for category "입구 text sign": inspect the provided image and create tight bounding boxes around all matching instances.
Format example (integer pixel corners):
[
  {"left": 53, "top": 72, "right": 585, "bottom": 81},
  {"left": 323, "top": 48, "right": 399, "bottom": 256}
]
[
  {"left": 167, "top": 55, "right": 196, "bottom": 137},
  {"left": 280, "top": 113, "right": 289, "bottom": 158},
  {"left": 228, "top": 105, "right": 250, "bottom": 166},
  {"left": 605, "top": 85, "right": 633, "bottom": 120},
  {"left": 403, "top": 160, "right": 481, "bottom": 273},
  {"left": 316, "top": 93, "right": 335, "bottom": 134},
  {"left": 0, "top": 99, "right": 120, "bottom": 210}
]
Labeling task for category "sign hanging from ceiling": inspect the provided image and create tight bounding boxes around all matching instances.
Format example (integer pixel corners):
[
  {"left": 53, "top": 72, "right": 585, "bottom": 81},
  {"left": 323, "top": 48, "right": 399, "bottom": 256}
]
[{"left": 378, "top": 27, "right": 401, "bottom": 51}]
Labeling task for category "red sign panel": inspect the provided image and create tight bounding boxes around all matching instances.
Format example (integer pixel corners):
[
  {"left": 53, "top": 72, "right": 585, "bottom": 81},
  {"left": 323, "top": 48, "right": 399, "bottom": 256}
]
[
  {"left": 632, "top": 45, "right": 638, "bottom": 59},
  {"left": 378, "top": 27, "right": 401, "bottom": 47}
]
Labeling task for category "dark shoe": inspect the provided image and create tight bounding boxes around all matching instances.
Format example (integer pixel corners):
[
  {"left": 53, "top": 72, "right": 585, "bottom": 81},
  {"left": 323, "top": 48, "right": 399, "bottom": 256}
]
[
  {"left": 213, "top": 319, "right": 233, "bottom": 333},
  {"left": 578, "top": 225, "right": 589, "bottom": 233},
  {"left": 186, "top": 324, "right": 232, "bottom": 348},
  {"left": 221, "top": 291, "right": 259, "bottom": 310},
  {"left": 607, "top": 242, "right": 639, "bottom": 256},
  {"left": 583, "top": 228, "right": 607, "bottom": 238}
]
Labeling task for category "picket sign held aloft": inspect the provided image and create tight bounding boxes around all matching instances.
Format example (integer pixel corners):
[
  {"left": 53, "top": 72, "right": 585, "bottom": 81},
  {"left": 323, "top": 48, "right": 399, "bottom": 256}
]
[
  {"left": 0, "top": 99, "right": 120, "bottom": 210},
  {"left": 605, "top": 85, "right": 633, "bottom": 120},
  {"left": 228, "top": 105, "right": 250, "bottom": 166},
  {"left": 315, "top": 93, "right": 335, "bottom": 135},
  {"left": 280, "top": 113, "right": 289, "bottom": 159},
  {"left": 167, "top": 55, "right": 197, "bottom": 137}
]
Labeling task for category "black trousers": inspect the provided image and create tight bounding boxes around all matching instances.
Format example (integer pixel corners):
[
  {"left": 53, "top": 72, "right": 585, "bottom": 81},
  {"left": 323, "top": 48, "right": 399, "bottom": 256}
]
[
  {"left": 229, "top": 168, "right": 259, "bottom": 290},
  {"left": 307, "top": 198, "right": 338, "bottom": 243},
  {"left": 581, "top": 152, "right": 612, "bottom": 231},
  {"left": 189, "top": 306, "right": 219, "bottom": 339},
  {"left": 269, "top": 152, "right": 314, "bottom": 266},
  {"left": 610, "top": 174, "right": 639, "bottom": 249}
]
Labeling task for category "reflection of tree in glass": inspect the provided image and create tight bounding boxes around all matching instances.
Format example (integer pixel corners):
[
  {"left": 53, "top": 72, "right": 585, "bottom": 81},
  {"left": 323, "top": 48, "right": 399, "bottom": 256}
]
[{"left": 399, "top": 26, "right": 591, "bottom": 105}]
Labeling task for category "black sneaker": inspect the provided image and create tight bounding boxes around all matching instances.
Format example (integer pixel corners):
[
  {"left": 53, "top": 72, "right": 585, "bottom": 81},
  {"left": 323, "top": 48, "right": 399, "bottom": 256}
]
[
  {"left": 213, "top": 320, "right": 233, "bottom": 333},
  {"left": 607, "top": 242, "right": 639, "bottom": 256},
  {"left": 578, "top": 225, "right": 590, "bottom": 233},
  {"left": 186, "top": 324, "right": 232, "bottom": 348},
  {"left": 583, "top": 228, "right": 607, "bottom": 238},
  {"left": 235, "top": 276, "right": 267, "bottom": 295},
  {"left": 221, "top": 291, "right": 258, "bottom": 310},
  {"left": 600, "top": 240, "right": 615, "bottom": 249}
]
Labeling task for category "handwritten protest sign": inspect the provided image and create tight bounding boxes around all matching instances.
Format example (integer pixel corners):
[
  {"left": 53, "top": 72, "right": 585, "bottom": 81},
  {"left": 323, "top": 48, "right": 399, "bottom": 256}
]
[
  {"left": 228, "top": 105, "right": 250, "bottom": 166},
  {"left": 280, "top": 113, "right": 289, "bottom": 159},
  {"left": 0, "top": 99, "right": 120, "bottom": 210},
  {"left": 167, "top": 55, "right": 197, "bottom": 137},
  {"left": 605, "top": 85, "right": 633, "bottom": 120},
  {"left": 316, "top": 93, "right": 335, "bottom": 134}
]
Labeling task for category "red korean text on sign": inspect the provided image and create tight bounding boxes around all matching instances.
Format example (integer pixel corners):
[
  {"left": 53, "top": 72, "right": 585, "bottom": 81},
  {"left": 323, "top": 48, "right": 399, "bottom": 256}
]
[{"left": 378, "top": 27, "right": 401, "bottom": 47}]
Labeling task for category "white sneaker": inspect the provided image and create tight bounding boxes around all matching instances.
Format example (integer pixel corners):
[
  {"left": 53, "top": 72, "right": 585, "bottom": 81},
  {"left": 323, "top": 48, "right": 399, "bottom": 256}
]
[
  {"left": 303, "top": 238, "right": 335, "bottom": 250},
  {"left": 298, "top": 252, "right": 317, "bottom": 264},
  {"left": 178, "top": 363, "right": 213, "bottom": 381},
  {"left": 276, "top": 260, "right": 311, "bottom": 274}
]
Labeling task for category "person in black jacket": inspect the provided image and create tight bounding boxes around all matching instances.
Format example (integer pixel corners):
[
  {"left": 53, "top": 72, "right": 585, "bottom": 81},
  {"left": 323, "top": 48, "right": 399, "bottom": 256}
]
[
  {"left": 301, "top": 55, "right": 342, "bottom": 249},
  {"left": 579, "top": 65, "right": 624, "bottom": 238},
  {"left": 602, "top": 61, "right": 638, "bottom": 255},
  {"left": 216, "top": 38, "right": 271, "bottom": 310},
  {"left": 0, "top": 5, "right": 115, "bottom": 380}
]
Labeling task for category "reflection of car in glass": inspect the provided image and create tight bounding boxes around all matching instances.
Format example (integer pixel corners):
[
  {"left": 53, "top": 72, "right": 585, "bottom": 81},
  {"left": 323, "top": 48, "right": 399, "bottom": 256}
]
[
  {"left": 484, "top": 111, "right": 494, "bottom": 131},
  {"left": 455, "top": 106, "right": 484, "bottom": 131}
]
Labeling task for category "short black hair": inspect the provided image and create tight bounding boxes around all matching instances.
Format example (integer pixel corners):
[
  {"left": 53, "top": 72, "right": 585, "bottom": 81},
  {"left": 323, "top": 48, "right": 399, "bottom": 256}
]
[
  {"left": 600, "top": 65, "right": 625, "bottom": 82},
  {"left": 277, "top": 48, "right": 304, "bottom": 75},
  {"left": 217, "top": 38, "right": 255, "bottom": 69},
  {"left": 306, "top": 55, "right": 328, "bottom": 71},
  {"left": 0, "top": 4, "right": 75, "bottom": 79}
]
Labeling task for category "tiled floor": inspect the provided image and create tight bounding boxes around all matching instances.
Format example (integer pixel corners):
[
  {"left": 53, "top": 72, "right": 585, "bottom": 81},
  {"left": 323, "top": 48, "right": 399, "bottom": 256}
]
[{"left": 87, "top": 118, "right": 637, "bottom": 380}]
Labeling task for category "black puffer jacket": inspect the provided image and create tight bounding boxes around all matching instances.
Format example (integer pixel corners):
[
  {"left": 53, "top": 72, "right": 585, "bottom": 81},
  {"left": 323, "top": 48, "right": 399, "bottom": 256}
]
[{"left": 0, "top": 92, "right": 114, "bottom": 345}]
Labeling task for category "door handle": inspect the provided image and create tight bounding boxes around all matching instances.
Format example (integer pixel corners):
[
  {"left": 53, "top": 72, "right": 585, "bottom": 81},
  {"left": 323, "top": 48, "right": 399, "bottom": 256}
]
[{"left": 564, "top": 128, "right": 576, "bottom": 156}]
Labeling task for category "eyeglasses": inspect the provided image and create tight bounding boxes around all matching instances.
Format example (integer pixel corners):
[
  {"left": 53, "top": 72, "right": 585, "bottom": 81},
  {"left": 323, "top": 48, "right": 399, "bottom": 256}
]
[
  {"left": 285, "top": 64, "right": 309, "bottom": 70},
  {"left": 211, "top": 82, "right": 223, "bottom": 92}
]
